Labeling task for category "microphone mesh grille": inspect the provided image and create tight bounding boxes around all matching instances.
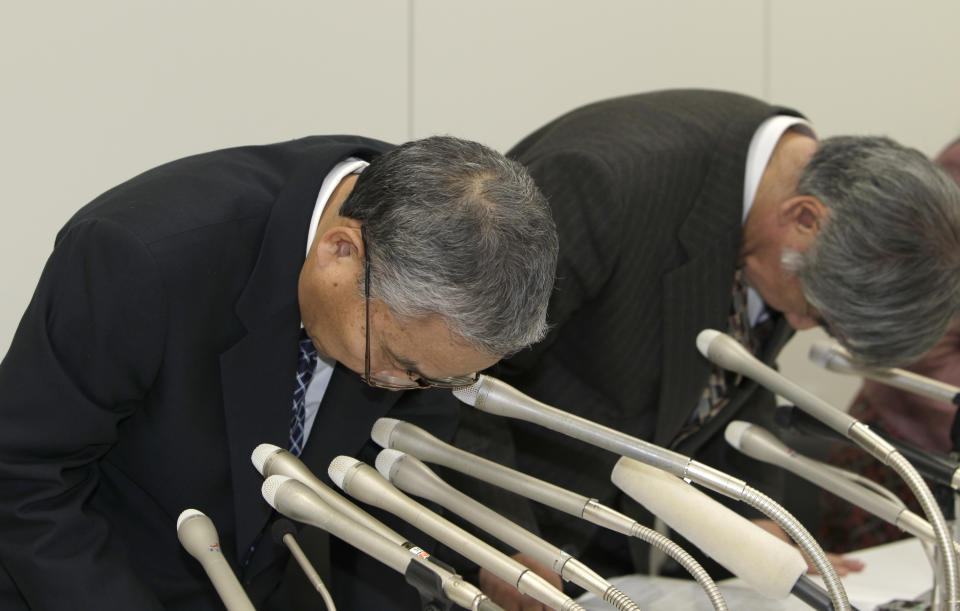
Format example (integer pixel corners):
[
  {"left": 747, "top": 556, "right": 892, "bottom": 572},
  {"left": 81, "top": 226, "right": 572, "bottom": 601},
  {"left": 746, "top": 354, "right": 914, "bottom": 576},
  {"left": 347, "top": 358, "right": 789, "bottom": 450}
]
[
  {"left": 176, "top": 508, "right": 205, "bottom": 531},
  {"left": 375, "top": 449, "right": 404, "bottom": 478},
  {"left": 370, "top": 418, "right": 399, "bottom": 448},
  {"left": 451, "top": 376, "right": 482, "bottom": 406},
  {"left": 261, "top": 475, "right": 290, "bottom": 506},
  {"left": 251, "top": 443, "right": 282, "bottom": 474},
  {"left": 328, "top": 455, "right": 357, "bottom": 488}
]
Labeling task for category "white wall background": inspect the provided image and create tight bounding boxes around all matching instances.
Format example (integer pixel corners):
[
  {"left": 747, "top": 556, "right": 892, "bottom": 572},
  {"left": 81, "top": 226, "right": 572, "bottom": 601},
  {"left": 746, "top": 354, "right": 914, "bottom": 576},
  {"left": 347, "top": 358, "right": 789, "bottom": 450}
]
[{"left": 3, "top": 0, "right": 960, "bottom": 409}]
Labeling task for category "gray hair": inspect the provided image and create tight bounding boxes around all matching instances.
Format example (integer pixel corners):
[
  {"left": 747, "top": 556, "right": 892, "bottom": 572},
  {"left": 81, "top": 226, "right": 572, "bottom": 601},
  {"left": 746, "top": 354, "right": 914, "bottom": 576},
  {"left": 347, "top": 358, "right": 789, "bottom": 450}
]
[
  {"left": 340, "top": 135, "right": 558, "bottom": 357},
  {"left": 790, "top": 136, "right": 960, "bottom": 367}
]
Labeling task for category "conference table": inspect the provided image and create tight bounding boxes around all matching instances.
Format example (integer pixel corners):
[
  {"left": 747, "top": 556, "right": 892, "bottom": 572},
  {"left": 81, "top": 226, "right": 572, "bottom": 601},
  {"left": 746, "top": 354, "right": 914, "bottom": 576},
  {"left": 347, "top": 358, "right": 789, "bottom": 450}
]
[{"left": 576, "top": 537, "right": 933, "bottom": 610}]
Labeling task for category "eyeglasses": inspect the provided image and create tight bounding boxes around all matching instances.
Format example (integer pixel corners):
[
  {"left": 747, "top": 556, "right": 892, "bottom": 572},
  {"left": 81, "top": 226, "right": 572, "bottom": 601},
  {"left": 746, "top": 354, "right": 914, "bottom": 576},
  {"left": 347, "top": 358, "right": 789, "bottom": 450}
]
[{"left": 360, "top": 225, "right": 479, "bottom": 390}]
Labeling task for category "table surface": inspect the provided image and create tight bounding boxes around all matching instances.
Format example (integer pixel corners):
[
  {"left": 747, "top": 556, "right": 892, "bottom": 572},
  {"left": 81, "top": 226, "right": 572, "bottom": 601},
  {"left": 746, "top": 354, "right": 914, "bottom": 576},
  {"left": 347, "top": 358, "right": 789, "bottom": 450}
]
[{"left": 575, "top": 537, "right": 935, "bottom": 610}]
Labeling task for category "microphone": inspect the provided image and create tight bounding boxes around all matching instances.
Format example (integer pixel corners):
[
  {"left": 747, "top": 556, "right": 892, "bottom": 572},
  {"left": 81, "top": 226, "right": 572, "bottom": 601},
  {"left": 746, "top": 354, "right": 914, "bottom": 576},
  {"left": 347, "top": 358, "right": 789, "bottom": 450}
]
[
  {"left": 176, "top": 509, "right": 256, "bottom": 611},
  {"left": 809, "top": 339, "right": 960, "bottom": 406},
  {"left": 372, "top": 418, "right": 729, "bottom": 611},
  {"left": 252, "top": 445, "right": 495, "bottom": 611},
  {"left": 327, "top": 456, "right": 585, "bottom": 611},
  {"left": 697, "top": 329, "right": 959, "bottom": 606},
  {"left": 696, "top": 330, "right": 857, "bottom": 435},
  {"left": 775, "top": 404, "right": 960, "bottom": 490},
  {"left": 372, "top": 417, "right": 633, "bottom": 533},
  {"left": 262, "top": 475, "right": 501, "bottom": 611},
  {"left": 610, "top": 457, "right": 807, "bottom": 601},
  {"left": 375, "top": 449, "right": 640, "bottom": 611},
  {"left": 452, "top": 375, "right": 850, "bottom": 610},
  {"left": 252, "top": 444, "right": 409, "bottom": 545},
  {"left": 271, "top": 519, "right": 335, "bottom": 610},
  {"left": 725, "top": 421, "right": 950, "bottom": 551}
]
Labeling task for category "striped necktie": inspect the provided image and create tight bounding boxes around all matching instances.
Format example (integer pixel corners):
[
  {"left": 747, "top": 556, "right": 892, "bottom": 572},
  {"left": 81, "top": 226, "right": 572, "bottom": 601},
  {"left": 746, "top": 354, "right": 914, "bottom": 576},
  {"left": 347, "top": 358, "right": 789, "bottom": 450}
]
[{"left": 289, "top": 332, "right": 319, "bottom": 457}]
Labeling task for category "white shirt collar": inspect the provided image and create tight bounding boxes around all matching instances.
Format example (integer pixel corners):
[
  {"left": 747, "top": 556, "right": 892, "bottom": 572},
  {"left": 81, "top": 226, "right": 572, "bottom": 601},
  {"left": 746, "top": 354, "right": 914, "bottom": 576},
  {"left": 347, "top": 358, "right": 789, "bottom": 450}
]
[
  {"left": 305, "top": 157, "right": 369, "bottom": 258},
  {"left": 742, "top": 115, "right": 816, "bottom": 325}
]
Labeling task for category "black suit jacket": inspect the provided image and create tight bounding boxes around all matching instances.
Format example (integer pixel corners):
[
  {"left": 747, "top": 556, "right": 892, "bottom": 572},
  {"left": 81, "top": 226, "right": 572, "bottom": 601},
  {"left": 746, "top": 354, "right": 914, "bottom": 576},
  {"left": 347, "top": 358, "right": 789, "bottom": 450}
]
[
  {"left": 496, "top": 90, "right": 801, "bottom": 577},
  {"left": 0, "top": 136, "right": 464, "bottom": 610}
]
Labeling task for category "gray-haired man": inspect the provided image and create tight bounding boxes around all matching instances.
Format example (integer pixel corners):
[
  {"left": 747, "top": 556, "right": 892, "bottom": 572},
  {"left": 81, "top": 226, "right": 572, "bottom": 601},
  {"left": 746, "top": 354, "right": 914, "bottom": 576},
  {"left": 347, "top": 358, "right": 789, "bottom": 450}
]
[
  {"left": 0, "top": 135, "right": 558, "bottom": 610},
  {"left": 495, "top": 90, "right": 960, "bottom": 583}
]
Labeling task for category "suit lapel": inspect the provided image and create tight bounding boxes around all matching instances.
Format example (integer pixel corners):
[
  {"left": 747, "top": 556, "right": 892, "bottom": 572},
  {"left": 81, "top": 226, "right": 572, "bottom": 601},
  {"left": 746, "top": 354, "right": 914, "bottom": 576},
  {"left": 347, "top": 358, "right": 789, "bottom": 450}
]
[
  {"left": 220, "top": 307, "right": 300, "bottom": 568},
  {"left": 654, "top": 116, "right": 751, "bottom": 447},
  {"left": 656, "top": 236, "right": 738, "bottom": 446}
]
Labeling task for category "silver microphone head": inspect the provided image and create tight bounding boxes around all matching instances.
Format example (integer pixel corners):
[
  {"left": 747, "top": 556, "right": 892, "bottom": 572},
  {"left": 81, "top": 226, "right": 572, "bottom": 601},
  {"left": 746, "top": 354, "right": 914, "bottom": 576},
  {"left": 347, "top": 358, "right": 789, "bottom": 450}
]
[
  {"left": 371, "top": 418, "right": 402, "bottom": 448},
  {"left": 695, "top": 328, "right": 723, "bottom": 357},
  {"left": 723, "top": 420, "right": 752, "bottom": 451},
  {"left": 375, "top": 448, "right": 406, "bottom": 478},
  {"left": 261, "top": 475, "right": 293, "bottom": 507},
  {"left": 251, "top": 443, "right": 283, "bottom": 475},
  {"left": 808, "top": 339, "right": 854, "bottom": 373},
  {"left": 177, "top": 508, "right": 207, "bottom": 532},
  {"left": 451, "top": 375, "right": 485, "bottom": 406},
  {"left": 328, "top": 455, "right": 361, "bottom": 489}
]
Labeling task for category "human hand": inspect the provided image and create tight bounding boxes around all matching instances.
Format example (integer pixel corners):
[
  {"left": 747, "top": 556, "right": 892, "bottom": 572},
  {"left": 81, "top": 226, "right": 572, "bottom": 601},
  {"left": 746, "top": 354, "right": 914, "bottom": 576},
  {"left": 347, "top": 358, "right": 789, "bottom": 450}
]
[
  {"left": 477, "top": 552, "right": 564, "bottom": 611},
  {"left": 753, "top": 519, "right": 865, "bottom": 576}
]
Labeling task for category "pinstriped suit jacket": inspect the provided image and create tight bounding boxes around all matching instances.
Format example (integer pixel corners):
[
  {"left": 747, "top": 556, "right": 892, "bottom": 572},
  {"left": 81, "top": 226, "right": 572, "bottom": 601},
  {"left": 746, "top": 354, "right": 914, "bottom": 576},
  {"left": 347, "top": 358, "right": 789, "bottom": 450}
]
[{"left": 496, "top": 90, "right": 801, "bottom": 577}]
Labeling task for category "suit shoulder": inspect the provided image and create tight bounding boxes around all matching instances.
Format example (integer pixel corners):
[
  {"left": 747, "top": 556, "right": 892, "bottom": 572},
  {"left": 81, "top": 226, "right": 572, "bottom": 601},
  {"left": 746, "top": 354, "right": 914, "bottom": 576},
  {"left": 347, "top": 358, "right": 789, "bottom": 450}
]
[
  {"left": 64, "top": 136, "right": 394, "bottom": 243},
  {"left": 510, "top": 89, "right": 801, "bottom": 161}
]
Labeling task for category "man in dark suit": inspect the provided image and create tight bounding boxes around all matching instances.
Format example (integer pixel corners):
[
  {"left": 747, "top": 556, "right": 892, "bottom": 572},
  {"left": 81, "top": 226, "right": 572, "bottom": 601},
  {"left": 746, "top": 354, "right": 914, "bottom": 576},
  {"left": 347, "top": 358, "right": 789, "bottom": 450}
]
[
  {"left": 0, "top": 135, "right": 559, "bottom": 609},
  {"left": 495, "top": 90, "right": 960, "bottom": 581}
]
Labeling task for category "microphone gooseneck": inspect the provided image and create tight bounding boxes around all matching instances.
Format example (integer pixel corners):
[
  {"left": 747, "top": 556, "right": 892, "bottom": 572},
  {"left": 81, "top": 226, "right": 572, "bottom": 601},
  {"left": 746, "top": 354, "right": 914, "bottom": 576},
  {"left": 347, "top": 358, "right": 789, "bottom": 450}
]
[
  {"left": 453, "top": 374, "right": 850, "bottom": 611},
  {"left": 371, "top": 417, "right": 729, "bottom": 611},
  {"left": 726, "top": 420, "right": 960, "bottom": 557},
  {"left": 699, "top": 329, "right": 960, "bottom": 611}
]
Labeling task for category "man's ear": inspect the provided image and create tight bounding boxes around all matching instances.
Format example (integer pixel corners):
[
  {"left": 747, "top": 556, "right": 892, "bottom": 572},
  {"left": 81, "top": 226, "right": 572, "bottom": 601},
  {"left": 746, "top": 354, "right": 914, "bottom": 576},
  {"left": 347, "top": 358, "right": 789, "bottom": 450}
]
[
  {"left": 314, "top": 224, "right": 364, "bottom": 267},
  {"left": 779, "top": 195, "right": 828, "bottom": 236}
]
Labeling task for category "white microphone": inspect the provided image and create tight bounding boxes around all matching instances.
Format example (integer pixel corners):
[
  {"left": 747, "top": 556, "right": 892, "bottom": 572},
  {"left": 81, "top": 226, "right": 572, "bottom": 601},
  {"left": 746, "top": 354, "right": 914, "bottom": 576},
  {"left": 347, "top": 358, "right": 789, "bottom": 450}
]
[
  {"left": 610, "top": 457, "right": 806, "bottom": 600},
  {"left": 697, "top": 328, "right": 960, "bottom": 607},
  {"left": 251, "top": 444, "right": 496, "bottom": 611},
  {"left": 372, "top": 418, "right": 729, "bottom": 611},
  {"left": 328, "top": 456, "right": 585, "bottom": 611},
  {"left": 725, "top": 420, "right": 946, "bottom": 551},
  {"left": 375, "top": 449, "right": 639, "bottom": 611},
  {"left": 809, "top": 339, "right": 960, "bottom": 405},
  {"left": 261, "top": 475, "right": 499, "bottom": 611},
  {"left": 176, "top": 509, "right": 256, "bottom": 611}
]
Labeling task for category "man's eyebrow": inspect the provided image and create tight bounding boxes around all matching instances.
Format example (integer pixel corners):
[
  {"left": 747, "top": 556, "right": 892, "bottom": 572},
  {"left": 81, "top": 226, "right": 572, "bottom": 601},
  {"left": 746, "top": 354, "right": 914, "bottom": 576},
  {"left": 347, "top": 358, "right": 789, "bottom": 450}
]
[{"left": 384, "top": 346, "right": 427, "bottom": 379}]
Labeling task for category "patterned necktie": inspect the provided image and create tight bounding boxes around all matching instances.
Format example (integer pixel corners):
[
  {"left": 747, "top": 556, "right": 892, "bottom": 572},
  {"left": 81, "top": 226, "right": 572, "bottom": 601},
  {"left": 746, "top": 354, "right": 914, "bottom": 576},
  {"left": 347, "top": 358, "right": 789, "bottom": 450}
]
[
  {"left": 289, "top": 332, "right": 319, "bottom": 457},
  {"left": 675, "top": 269, "right": 769, "bottom": 444}
]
